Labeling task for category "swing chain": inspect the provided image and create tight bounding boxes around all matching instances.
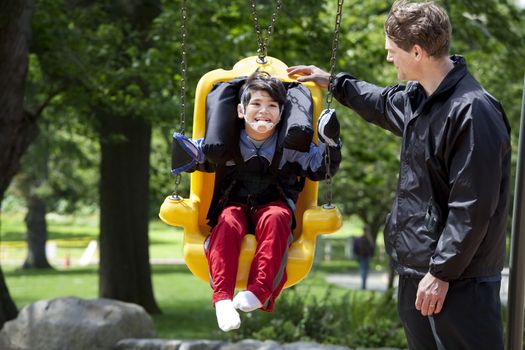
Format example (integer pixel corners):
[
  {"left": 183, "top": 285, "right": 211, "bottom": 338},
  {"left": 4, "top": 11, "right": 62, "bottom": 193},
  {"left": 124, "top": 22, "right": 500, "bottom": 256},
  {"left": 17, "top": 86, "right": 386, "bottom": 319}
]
[
  {"left": 179, "top": 0, "right": 188, "bottom": 135},
  {"left": 171, "top": 173, "right": 183, "bottom": 201},
  {"left": 323, "top": 0, "right": 344, "bottom": 207},
  {"left": 250, "top": 0, "right": 282, "bottom": 64},
  {"left": 170, "top": 0, "right": 187, "bottom": 200},
  {"left": 326, "top": 0, "right": 344, "bottom": 109},
  {"left": 323, "top": 147, "right": 334, "bottom": 208}
]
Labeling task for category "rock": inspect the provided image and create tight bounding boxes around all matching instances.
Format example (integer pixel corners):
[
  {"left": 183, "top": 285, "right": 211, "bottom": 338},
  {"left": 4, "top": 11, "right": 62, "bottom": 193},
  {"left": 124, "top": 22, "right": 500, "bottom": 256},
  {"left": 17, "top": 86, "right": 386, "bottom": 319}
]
[
  {"left": 283, "top": 342, "right": 351, "bottom": 350},
  {"left": 0, "top": 297, "right": 156, "bottom": 350},
  {"left": 111, "top": 338, "right": 405, "bottom": 350},
  {"left": 219, "top": 339, "right": 282, "bottom": 350}
]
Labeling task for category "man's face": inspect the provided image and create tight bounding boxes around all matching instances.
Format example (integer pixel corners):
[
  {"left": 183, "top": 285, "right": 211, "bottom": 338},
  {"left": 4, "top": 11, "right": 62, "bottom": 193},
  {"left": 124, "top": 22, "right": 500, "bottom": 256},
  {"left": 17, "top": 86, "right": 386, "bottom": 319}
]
[
  {"left": 385, "top": 36, "right": 417, "bottom": 81},
  {"left": 238, "top": 90, "right": 281, "bottom": 140}
]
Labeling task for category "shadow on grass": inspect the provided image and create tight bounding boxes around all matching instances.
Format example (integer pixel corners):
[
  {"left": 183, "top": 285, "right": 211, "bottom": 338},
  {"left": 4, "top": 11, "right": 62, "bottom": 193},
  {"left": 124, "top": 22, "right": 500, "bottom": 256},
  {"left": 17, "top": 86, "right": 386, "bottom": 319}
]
[
  {"left": 153, "top": 305, "right": 227, "bottom": 340},
  {"left": 0, "top": 230, "right": 96, "bottom": 242},
  {"left": 4, "top": 267, "right": 99, "bottom": 277}
]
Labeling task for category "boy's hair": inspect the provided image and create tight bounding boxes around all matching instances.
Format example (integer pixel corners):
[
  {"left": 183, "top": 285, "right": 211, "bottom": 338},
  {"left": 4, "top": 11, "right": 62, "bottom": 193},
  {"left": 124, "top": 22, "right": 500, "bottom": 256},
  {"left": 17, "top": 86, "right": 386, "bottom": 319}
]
[
  {"left": 384, "top": 0, "right": 451, "bottom": 58},
  {"left": 239, "top": 71, "right": 287, "bottom": 108}
]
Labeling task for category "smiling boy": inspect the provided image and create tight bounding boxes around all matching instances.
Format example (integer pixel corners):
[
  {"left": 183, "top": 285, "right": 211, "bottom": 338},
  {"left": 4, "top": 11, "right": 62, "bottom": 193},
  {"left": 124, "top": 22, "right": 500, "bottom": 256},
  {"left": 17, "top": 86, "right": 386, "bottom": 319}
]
[{"left": 172, "top": 71, "right": 342, "bottom": 331}]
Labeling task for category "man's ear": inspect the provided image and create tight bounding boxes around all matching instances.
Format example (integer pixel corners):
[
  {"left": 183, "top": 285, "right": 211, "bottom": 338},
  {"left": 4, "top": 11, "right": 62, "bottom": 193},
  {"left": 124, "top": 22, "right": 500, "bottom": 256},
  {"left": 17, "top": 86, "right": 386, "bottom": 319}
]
[
  {"left": 412, "top": 44, "right": 425, "bottom": 61},
  {"left": 237, "top": 104, "right": 245, "bottom": 119}
]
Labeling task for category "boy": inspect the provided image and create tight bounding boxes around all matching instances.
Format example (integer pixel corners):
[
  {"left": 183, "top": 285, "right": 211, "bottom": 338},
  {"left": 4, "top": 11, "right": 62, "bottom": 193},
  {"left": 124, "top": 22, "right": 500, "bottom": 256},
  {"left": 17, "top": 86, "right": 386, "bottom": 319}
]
[{"left": 173, "top": 71, "right": 341, "bottom": 331}]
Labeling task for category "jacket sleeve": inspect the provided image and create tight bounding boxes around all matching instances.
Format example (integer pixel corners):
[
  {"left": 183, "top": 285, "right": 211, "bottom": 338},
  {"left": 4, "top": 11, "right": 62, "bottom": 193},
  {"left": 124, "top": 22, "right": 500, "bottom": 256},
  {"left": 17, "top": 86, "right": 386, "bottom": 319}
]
[
  {"left": 331, "top": 72, "right": 407, "bottom": 137},
  {"left": 280, "top": 141, "right": 342, "bottom": 181},
  {"left": 429, "top": 100, "right": 511, "bottom": 281}
]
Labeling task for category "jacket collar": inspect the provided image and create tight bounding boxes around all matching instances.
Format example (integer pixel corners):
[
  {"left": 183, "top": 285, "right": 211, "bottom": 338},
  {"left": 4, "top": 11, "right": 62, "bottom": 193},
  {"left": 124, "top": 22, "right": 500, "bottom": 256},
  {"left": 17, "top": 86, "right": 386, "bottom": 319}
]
[
  {"left": 406, "top": 55, "right": 468, "bottom": 117},
  {"left": 407, "top": 55, "right": 467, "bottom": 95}
]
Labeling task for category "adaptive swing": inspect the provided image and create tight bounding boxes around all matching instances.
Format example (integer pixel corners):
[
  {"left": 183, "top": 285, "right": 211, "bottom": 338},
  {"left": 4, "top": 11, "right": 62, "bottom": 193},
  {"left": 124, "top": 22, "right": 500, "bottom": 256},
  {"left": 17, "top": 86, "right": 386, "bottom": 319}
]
[{"left": 159, "top": 0, "right": 344, "bottom": 289}]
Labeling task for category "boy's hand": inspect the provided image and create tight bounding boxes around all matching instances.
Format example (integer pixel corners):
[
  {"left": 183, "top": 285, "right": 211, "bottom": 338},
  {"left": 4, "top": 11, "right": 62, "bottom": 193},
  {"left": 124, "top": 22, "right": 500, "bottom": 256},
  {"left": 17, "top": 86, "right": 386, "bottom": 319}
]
[
  {"left": 171, "top": 132, "right": 205, "bottom": 174},
  {"left": 317, "top": 109, "right": 340, "bottom": 147}
]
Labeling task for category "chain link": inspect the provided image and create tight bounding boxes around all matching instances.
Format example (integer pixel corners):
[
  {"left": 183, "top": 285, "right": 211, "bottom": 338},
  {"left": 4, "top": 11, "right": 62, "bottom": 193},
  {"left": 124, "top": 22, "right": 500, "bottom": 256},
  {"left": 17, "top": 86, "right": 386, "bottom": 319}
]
[
  {"left": 250, "top": 0, "right": 282, "bottom": 64},
  {"left": 323, "top": 0, "right": 344, "bottom": 206},
  {"left": 179, "top": 0, "right": 187, "bottom": 135},
  {"left": 171, "top": 0, "right": 188, "bottom": 199},
  {"left": 326, "top": 0, "right": 344, "bottom": 109},
  {"left": 171, "top": 174, "right": 183, "bottom": 200}
]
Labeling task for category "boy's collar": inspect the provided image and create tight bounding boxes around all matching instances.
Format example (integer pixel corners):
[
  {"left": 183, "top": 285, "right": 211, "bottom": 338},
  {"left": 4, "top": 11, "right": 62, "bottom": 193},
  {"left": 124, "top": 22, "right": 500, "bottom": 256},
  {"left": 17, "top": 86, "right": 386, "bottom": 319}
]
[{"left": 239, "top": 130, "right": 277, "bottom": 163}]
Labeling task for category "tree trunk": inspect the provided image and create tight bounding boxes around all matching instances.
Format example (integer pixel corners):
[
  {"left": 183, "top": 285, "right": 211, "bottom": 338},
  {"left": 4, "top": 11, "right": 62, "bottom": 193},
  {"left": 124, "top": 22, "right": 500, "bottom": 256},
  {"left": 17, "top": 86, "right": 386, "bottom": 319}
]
[
  {"left": 22, "top": 195, "right": 52, "bottom": 269},
  {"left": 0, "top": 0, "right": 36, "bottom": 326},
  {"left": 98, "top": 114, "right": 160, "bottom": 314},
  {"left": 0, "top": 0, "right": 37, "bottom": 199}
]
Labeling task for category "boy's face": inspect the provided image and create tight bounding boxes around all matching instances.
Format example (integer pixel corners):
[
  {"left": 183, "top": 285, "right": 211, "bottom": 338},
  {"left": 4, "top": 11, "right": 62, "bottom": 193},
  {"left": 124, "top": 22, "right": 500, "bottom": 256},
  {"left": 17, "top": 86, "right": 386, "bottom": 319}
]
[{"left": 238, "top": 90, "right": 281, "bottom": 141}]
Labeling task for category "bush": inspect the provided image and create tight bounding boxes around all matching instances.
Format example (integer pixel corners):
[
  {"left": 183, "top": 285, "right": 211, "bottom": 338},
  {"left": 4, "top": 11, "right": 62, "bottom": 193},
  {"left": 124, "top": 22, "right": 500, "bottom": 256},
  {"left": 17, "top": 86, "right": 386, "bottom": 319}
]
[{"left": 228, "top": 287, "right": 407, "bottom": 349}]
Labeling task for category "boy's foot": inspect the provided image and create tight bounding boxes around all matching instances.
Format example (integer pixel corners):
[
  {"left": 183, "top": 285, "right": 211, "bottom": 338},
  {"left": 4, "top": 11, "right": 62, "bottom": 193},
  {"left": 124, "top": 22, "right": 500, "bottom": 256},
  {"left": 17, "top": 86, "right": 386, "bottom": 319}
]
[
  {"left": 215, "top": 299, "right": 241, "bottom": 332},
  {"left": 233, "top": 291, "right": 263, "bottom": 312}
]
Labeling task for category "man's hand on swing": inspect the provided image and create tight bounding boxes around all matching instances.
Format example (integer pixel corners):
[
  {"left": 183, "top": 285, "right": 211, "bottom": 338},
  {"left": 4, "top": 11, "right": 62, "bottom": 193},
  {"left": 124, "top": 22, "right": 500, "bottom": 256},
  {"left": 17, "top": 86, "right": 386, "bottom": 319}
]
[{"left": 287, "top": 65, "right": 331, "bottom": 89}]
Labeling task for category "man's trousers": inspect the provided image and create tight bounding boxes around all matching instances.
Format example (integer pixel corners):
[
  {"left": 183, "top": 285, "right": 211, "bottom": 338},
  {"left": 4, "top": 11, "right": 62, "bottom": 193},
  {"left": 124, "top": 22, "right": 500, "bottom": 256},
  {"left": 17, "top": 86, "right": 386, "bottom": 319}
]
[{"left": 398, "top": 276, "right": 503, "bottom": 350}]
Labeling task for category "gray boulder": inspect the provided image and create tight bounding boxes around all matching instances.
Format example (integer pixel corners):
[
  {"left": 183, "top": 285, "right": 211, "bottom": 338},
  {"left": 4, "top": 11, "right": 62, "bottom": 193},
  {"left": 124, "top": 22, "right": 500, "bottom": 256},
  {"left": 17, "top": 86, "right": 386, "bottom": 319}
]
[{"left": 0, "top": 297, "right": 156, "bottom": 350}]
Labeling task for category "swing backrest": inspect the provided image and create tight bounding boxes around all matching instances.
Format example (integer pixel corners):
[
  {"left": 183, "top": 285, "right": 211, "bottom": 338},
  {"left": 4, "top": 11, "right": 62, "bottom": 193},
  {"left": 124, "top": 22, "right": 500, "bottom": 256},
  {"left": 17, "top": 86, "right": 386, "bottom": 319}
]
[
  {"left": 159, "top": 56, "right": 342, "bottom": 288},
  {"left": 193, "top": 56, "right": 320, "bottom": 237}
]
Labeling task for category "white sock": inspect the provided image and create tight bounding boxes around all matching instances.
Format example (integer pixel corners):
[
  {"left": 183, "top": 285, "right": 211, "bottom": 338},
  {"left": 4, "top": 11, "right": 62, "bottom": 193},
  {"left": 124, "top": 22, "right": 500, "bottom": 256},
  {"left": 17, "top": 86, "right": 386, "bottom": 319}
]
[
  {"left": 233, "top": 290, "right": 263, "bottom": 312},
  {"left": 215, "top": 299, "right": 241, "bottom": 332}
]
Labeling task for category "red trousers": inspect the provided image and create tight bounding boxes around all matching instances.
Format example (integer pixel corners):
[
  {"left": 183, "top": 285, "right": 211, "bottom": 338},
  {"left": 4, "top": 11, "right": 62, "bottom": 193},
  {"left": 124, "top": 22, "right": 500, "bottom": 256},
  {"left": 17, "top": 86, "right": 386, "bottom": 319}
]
[{"left": 204, "top": 200, "right": 293, "bottom": 311}]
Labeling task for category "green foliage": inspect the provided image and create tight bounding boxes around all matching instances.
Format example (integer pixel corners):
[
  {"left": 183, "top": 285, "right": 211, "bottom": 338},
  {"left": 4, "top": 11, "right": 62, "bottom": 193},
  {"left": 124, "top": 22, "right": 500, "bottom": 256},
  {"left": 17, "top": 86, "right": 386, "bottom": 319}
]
[{"left": 229, "top": 287, "right": 407, "bottom": 349}]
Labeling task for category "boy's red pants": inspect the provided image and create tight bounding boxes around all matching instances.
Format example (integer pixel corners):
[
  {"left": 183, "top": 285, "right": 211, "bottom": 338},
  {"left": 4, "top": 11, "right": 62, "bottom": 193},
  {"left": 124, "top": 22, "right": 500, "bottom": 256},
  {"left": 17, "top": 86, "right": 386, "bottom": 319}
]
[{"left": 204, "top": 200, "right": 293, "bottom": 312}]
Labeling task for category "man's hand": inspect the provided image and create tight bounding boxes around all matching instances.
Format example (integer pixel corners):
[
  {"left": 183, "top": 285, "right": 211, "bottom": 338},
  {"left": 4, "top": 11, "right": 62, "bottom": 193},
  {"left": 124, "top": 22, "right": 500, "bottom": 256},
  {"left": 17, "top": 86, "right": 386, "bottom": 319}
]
[
  {"left": 415, "top": 272, "right": 449, "bottom": 316},
  {"left": 287, "top": 65, "right": 331, "bottom": 89}
]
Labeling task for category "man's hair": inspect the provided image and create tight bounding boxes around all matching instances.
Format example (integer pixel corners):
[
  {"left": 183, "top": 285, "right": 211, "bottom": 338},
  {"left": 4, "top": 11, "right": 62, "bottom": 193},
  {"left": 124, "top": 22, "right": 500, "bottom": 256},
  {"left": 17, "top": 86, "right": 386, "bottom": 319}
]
[
  {"left": 239, "top": 71, "right": 287, "bottom": 108},
  {"left": 384, "top": 0, "right": 451, "bottom": 57}
]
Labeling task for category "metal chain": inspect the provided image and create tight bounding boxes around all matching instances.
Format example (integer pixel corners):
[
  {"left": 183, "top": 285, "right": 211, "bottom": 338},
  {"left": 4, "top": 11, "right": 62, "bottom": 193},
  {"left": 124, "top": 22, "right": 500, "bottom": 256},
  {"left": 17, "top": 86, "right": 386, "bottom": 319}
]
[
  {"left": 323, "top": 149, "right": 334, "bottom": 208},
  {"left": 179, "top": 0, "right": 187, "bottom": 135},
  {"left": 171, "top": 0, "right": 187, "bottom": 200},
  {"left": 249, "top": 0, "right": 282, "bottom": 64},
  {"left": 171, "top": 173, "right": 183, "bottom": 200},
  {"left": 326, "top": 0, "right": 344, "bottom": 109},
  {"left": 323, "top": 0, "right": 344, "bottom": 207}
]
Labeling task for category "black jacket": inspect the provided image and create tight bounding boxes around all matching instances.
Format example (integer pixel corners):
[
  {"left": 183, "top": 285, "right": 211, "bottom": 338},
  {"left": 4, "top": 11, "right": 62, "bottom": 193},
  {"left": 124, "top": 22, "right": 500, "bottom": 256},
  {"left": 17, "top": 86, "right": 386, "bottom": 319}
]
[{"left": 332, "top": 55, "right": 511, "bottom": 281}]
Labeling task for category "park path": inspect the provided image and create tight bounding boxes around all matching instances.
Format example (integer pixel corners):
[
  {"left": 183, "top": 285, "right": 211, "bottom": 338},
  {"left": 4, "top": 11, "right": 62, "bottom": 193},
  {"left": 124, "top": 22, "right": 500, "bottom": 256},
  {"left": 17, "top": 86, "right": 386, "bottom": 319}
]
[{"left": 325, "top": 267, "right": 509, "bottom": 305}]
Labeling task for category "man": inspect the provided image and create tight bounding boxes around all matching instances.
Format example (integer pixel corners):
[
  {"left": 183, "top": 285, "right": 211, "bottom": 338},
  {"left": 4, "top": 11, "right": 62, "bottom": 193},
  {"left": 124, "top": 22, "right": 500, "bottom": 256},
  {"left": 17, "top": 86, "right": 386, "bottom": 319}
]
[{"left": 287, "top": 1, "right": 510, "bottom": 349}]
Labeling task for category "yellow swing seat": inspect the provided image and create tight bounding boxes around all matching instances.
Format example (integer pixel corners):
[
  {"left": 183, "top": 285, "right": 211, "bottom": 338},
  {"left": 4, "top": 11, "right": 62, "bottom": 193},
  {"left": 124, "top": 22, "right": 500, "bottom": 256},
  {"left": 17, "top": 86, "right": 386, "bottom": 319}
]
[{"left": 159, "top": 56, "right": 342, "bottom": 289}]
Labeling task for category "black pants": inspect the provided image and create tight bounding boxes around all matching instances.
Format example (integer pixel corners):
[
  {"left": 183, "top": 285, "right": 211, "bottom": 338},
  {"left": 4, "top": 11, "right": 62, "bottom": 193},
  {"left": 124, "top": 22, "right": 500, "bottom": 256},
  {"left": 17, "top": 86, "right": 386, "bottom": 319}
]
[{"left": 398, "top": 276, "right": 503, "bottom": 350}]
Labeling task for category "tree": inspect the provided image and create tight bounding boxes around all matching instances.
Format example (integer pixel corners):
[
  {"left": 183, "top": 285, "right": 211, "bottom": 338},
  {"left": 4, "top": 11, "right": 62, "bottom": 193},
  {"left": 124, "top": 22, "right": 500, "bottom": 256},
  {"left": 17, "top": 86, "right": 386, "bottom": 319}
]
[
  {"left": 0, "top": 0, "right": 37, "bottom": 325},
  {"left": 32, "top": 0, "right": 171, "bottom": 313},
  {"left": 15, "top": 133, "right": 53, "bottom": 269}
]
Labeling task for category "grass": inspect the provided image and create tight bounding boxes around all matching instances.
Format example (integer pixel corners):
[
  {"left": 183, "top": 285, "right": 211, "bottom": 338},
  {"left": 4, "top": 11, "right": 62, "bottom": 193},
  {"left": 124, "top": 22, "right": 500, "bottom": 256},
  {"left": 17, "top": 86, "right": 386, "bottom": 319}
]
[
  {"left": 0, "top": 211, "right": 368, "bottom": 339},
  {"left": 4, "top": 262, "right": 359, "bottom": 340},
  {"left": 0, "top": 211, "right": 365, "bottom": 266}
]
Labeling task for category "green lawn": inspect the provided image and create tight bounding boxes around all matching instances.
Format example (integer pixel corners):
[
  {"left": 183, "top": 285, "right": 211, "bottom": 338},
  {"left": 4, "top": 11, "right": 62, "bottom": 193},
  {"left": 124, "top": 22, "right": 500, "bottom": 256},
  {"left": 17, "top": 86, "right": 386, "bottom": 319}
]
[
  {"left": 1, "top": 211, "right": 364, "bottom": 339},
  {"left": 0, "top": 211, "right": 364, "bottom": 266},
  {"left": 4, "top": 262, "right": 357, "bottom": 339}
]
